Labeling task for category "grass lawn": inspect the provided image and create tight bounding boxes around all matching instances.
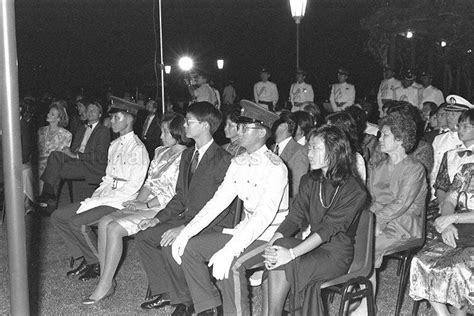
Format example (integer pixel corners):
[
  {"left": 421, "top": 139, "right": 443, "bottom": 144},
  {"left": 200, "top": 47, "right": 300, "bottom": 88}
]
[{"left": 1, "top": 182, "right": 439, "bottom": 315}]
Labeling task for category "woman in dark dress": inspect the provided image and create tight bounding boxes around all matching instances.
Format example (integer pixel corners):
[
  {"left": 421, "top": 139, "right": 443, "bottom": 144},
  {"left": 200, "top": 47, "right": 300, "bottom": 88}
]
[{"left": 262, "top": 125, "right": 368, "bottom": 315}]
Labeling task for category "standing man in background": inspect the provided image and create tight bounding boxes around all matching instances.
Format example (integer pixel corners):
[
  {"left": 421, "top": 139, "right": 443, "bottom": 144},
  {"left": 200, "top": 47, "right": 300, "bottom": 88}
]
[
  {"left": 254, "top": 68, "right": 279, "bottom": 111},
  {"left": 377, "top": 64, "right": 402, "bottom": 117},
  {"left": 329, "top": 68, "right": 355, "bottom": 112},
  {"left": 289, "top": 69, "right": 314, "bottom": 112}
]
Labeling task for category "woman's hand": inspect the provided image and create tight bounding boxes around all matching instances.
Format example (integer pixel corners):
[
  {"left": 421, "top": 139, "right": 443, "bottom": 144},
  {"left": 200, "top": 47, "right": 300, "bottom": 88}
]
[
  {"left": 262, "top": 245, "right": 293, "bottom": 270},
  {"left": 435, "top": 214, "right": 456, "bottom": 233},
  {"left": 441, "top": 225, "right": 458, "bottom": 248},
  {"left": 122, "top": 200, "right": 147, "bottom": 211}
]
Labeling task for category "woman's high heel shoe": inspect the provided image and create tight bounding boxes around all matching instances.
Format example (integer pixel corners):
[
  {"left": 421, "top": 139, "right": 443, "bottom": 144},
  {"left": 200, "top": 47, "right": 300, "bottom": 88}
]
[{"left": 82, "top": 280, "right": 117, "bottom": 305}]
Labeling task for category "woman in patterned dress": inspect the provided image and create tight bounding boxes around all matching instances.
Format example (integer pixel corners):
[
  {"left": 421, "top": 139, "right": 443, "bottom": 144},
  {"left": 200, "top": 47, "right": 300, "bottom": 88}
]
[
  {"left": 82, "top": 112, "right": 190, "bottom": 304},
  {"left": 37, "top": 100, "right": 72, "bottom": 186}
]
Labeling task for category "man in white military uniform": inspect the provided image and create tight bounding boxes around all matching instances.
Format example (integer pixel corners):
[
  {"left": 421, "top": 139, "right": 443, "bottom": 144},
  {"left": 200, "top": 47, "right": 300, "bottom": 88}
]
[
  {"left": 289, "top": 69, "right": 314, "bottom": 112},
  {"left": 254, "top": 68, "right": 279, "bottom": 111},
  {"left": 51, "top": 96, "right": 149, "bottom": 281},
  {"left": 394, "top": 69, "right": 422, "bottom": 109},
  {"left": 420, "top": 71, "right": 444, "bottom": 106},
  {"left": 430, "top": 95, "right": 474, "bottom": 197},
  {"left": 171, "top": 102, "right": 289, "bottom": 315},
  {"left": 329, "top": 67, "right": 355, "bottom": 112},
  {"left": 377, "top": 64, "right": 402, "bottom": 117}
]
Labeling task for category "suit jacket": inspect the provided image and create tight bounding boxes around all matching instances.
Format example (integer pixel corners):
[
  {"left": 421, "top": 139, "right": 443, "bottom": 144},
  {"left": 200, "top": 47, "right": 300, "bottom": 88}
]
[
  {"left": 142, "top": 115, "right": 162, "bottom": 159},
  {"left": 70, "top": 123, "right": 111, "bottom": 183},
  {"left": 156, "top": 141, "right": 234, "bottom": 230},
  {"left": 277, "top": 138, "right": 309, "bottom": 198}
]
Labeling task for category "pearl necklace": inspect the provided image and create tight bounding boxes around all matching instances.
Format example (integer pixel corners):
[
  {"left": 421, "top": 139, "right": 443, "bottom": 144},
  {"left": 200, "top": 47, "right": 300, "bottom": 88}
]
[{"left": 319, "top": 183, "right": 340, "bottom": 209}]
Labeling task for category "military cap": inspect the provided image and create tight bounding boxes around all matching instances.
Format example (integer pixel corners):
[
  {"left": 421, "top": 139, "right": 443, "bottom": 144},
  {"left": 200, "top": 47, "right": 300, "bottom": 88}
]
[
  {"left": 109, "top": 96, "right": 144, "bottom": 116},
  {"left": 404, "top": 69, "right": 415, "bottom": 80},
  {"left": 445, "top": 95, "right": 474, "bottom": 112},
  {"left": 239, "top": 99, "right": 280, "bottom": 129},
  {"left": 383, "top": 64, "right": 394, "bottom": 71},
  {"left": 296, "top": 68, "right": 307, "bottom": 75},
  {"left": 337, "top": 68, "right": 349, "bottom": 76},
  {"left": 420, "top": 71, "right": 432, "bottom": 78},
  {"left": 260, "top": 68, "right": 270, "bottom": 74}
]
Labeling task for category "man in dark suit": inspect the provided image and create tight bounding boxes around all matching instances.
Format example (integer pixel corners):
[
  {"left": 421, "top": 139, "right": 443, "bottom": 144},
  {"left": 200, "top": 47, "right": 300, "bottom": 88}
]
[
  {"left": 141, "top": 100, "right": 162, "bottom": 159},
  {"left": 135, "top": 102, "right": 234, "bottom": 315},
  {"left": 272, "top": 114, "right": 309, "bottom": 199},
  {"left": 39, "top": 101, "right": 110, "bottom": 210}
]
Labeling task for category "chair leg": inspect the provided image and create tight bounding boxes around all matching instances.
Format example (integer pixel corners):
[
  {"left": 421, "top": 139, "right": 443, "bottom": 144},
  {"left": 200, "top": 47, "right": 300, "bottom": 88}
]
[
  {"left": 395, "top": 254, "right": 412, "bottom": 316},
  {"left": 412, "top": 300, "right": 421, "bottom": 316},
  {"left": 67, "top": 180, "right": 73, "bottom": 203}
]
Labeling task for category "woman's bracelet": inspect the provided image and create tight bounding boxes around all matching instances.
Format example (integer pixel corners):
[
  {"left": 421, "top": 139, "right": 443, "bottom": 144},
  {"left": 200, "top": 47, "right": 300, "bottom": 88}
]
[{"left": 289, "top": 248, "right": 296, "bottom": 261}]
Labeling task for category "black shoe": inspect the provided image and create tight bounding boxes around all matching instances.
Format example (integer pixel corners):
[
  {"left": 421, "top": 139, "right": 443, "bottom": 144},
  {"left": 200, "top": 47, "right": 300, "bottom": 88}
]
[
  {"left": 66, "top": 258, "right": 88, "bottom": 277},
  {"left": 171, "top": 303, "right": 194, "bottom": 316},
  {"left": 140, "top": 294, "right": 171, "bottom": 310},
  {"left": 78, "top": 263, "right": 100, "bottom": 281},
  {"left": 197, "top": 306, "right": 221, "bottom": 316}
]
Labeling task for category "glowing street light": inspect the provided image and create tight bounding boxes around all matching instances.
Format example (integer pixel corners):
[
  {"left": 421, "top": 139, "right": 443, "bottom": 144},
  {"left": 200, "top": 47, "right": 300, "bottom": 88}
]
[
  {"left": 406, "top": 31, "right": 414, "bottom": 39},
  {"left": 164, "top": 65, "right": 171, "bottom": 74},
  {"left": 468, "top": 49, "right": 473, "bottom": 54},
  {"left": 289, "top": 0, "right": 308, "bottom": 70},
  {"left": 217, "top": 59, "right": 224, "bottom": 70},
  {"left": 440, "top": 40, "right": 447, "bottom": 47},
  {"left": 178, "top": 56, "right": 194, "bottom": 71}
]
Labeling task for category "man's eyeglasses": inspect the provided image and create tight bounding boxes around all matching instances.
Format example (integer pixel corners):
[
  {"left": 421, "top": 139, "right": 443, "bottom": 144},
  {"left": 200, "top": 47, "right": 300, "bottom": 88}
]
[
  {"left": 185, "top": 118, "right": 201, "bottom": 125},
  {"left": 457, "top": 123, "right": 474, "bottom": 130}
]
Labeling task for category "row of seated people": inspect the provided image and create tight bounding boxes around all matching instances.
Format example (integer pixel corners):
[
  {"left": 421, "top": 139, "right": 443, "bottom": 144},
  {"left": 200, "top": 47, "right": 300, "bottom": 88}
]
[{"left": 44, "top": 94, "right": 472, "bottom": 315}]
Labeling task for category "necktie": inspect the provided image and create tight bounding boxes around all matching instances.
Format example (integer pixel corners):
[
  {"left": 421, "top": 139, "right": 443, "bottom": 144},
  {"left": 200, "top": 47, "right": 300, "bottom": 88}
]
[
  {"left": 274, "top": 144, "right": 280, "bottom": 156},
  {"left": 188, "top": 150, "right": 199, "bottom": 184},
  {"left": 458, "top": 150, "right": 473, "bottom": 158},
  {"left": 142, "top": 115, "right": 152, "bottom": 138},
  {"left": 87, "top": 124, "right": 93, "bottom": 129}
]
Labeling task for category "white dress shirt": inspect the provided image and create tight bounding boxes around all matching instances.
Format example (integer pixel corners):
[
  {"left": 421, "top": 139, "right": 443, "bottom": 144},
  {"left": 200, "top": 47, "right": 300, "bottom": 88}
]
[
  {"left": 254, "top": 81, "right": 279, "bottom": 105},
  {"left": 377, "top": 77, "right": 402, "bottom": 113},
  {"left": 289, "top": 82, "right": 314, "bottom": 105},
  {"left": 394, "top": 84, "right": 422, "bottom": 109},
  {"left": 78, "top": 121, "right": 99, "bottom": 153},
  {"left": 420, "top": 85, "right": 444, "bottom": 106}
]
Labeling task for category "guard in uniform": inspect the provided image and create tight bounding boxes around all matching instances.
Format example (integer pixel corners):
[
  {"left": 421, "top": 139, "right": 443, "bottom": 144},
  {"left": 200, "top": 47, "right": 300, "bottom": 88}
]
[
  {"left": 420, "top": 71, "right": 444, "bottom": 106},
  {"left": 329, "top": 67, "right": 355, "bottom": 112},
  {"left": 393, "top": 69, "right": 422, "bottom": 109},
  {"left": 377, "top": 64, "right": 402, "bottom": 117},
  {"left": 51, "top": 96, "right": 149, "bottom": 281},
  {"left": 254, "top": 68, "right": 279, "bottom": 111},
  {"left": 171, "top": 101, "right": 289, "bottom": 315},
  {"left": 289, "top": 69, "right": 314, "bottom": 112}
]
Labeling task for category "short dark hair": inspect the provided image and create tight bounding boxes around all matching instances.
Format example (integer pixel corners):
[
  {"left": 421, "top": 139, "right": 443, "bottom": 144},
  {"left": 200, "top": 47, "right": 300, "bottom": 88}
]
[
  {"left": 379, "top": 111, "right": 417, "bottom": 153},
  {"left": 423, "top": 101, "right": 438, "bottom": 117},
  {"left": 345, "top": 106, "right": 368, "bottom": 136},
  {"left": 226, "top": 107, "right": 241, "bottom": 124},
  {"left": 162, "top": 112, "right": 192, "bottom": 146},
  {"left": 303, "top": 103, "right": 325, "bottom": 127},
  {"left": 307, "top": 125, "right": 357, "bottom": 185},
  {"left": 291, "top": 111, "right": 313, "bottom": 137},
  {"left": 272, "top": 113, "right": 296, "bottom": 137},
  {"left": 326, "top": 112, "right": 361, "bottom": 154},
  {"left": 187, "top": 102, "right": 222, "bottom": 134},
  {"left": 386, "top": 100, "right": 423, "bottom": 142},
  {"left": 458, "top": 109, "right": 474, "bottom": 125}
]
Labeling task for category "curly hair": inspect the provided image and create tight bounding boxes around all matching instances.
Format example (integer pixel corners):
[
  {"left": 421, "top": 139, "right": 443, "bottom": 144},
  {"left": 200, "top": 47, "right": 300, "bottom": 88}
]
[{"left": 379, "top": 111, "right": 417, "bottom": 153}]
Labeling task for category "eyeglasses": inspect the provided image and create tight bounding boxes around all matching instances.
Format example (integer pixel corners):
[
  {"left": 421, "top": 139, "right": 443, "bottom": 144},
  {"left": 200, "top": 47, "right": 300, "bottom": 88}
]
[
  {"left": 237, "top": 123, "right": 261, "bottom": 133},
  {"left": 457, "top": 123, "right": 474, "bottom": 130},
  {"left": 185, "top": 118, "right": 201, "bottom": 125}
]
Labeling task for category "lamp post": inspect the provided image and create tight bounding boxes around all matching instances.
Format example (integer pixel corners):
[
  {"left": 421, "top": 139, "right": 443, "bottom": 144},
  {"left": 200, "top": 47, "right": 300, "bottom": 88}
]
[{"left": 289, "top": 0, "right": 307, "bottom": 70}]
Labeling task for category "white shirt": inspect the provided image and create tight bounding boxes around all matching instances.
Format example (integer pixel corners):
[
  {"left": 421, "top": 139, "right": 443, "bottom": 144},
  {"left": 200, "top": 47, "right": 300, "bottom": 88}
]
[
  {"left": 194, "top": 139, "right": 214, "bottom": 167},
  {"left": 275, "top": 136, "right": 292, "bottom": 156},
  {"left": 254, "top": 81, "right": 279, "bottom": 105},
  {"left": 431, "top": 130, "right": 462, "bottom": 190},
  {"left": 377, "top": 77, "right": 402, "bottom": 113},
  {"left": 296, "top": 137, "right": 306, "bottom": 146},
  {"left": 180, "top": 145, "right": 289, "bottom": 256},
  {"left": 420, "top": 85, "right": 444, "bottom": 106},
  {"left": 329, "top": 82, "right": 355, "bottom": 112},
  {"left": 393, "top": 83, "right": 421, "bottom": 109},
  {"left": 78, "top": 121, "right": 99, "bottom": 153},
  {"left": 222, "top": 85, "right": 236, "bottom": 105},
  {"left": 76, "top": 132, "right": 150, "bottom": 213},
  {"left": 194, "top": 83, "right": 217, "bottom": 106},
  {"left": 289, "top": 82, "right": 314, "bottom": 105}
]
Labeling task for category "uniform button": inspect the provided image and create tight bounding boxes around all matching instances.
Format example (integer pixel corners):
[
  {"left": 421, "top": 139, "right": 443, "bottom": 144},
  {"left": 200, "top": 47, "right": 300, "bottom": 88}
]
[{"left": 247, "top": 180, "right": 250, "bottom": 183}]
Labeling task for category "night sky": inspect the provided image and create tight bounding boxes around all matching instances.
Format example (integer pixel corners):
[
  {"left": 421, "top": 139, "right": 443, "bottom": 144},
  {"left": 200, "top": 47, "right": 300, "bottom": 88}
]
[{"left": 15, "top": 0, "right": 379, "bottom": 102}]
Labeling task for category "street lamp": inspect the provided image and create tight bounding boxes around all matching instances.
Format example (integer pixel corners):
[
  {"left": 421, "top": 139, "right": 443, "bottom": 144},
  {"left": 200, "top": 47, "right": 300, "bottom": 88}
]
[
  {"left": 289, "top": 0, "right": 307, "bottom": 70},
  {"left": 406, "top": 30, "right": 414, "bottom": 39},
  {"left": 440, "top": 40, "right": 447, "bottom": 48},
  {"left": 164, "top": 65, "right": 171, "bottom": 74},
  {"left": 178, "top": 56, "right": 194, "bottom": 71},
  {"left": 217, "top": 59, "right": 224, "bottom": 70}
]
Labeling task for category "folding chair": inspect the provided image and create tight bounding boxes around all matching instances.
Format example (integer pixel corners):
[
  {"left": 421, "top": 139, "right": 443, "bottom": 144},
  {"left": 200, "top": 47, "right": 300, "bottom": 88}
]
[{"left": 321, "top": 209, "right": 376, "bottom": 315}]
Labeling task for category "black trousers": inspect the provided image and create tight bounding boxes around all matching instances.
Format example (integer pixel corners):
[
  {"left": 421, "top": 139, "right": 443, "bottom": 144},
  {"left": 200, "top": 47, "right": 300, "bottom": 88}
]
[{"left": 41, "top": 151, "right": 87, "bottom": 193}]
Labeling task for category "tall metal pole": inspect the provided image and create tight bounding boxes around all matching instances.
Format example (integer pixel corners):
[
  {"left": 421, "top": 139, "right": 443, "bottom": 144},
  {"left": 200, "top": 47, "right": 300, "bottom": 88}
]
[
  {"left": 296, "top": 21, "right": 300, "bottom": 70},
  {"left": 0, "top": 0, "right": 30, "bottom": 314},
  {"left": 159, "top": 0, "right": 165, "bottom": 114}
]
